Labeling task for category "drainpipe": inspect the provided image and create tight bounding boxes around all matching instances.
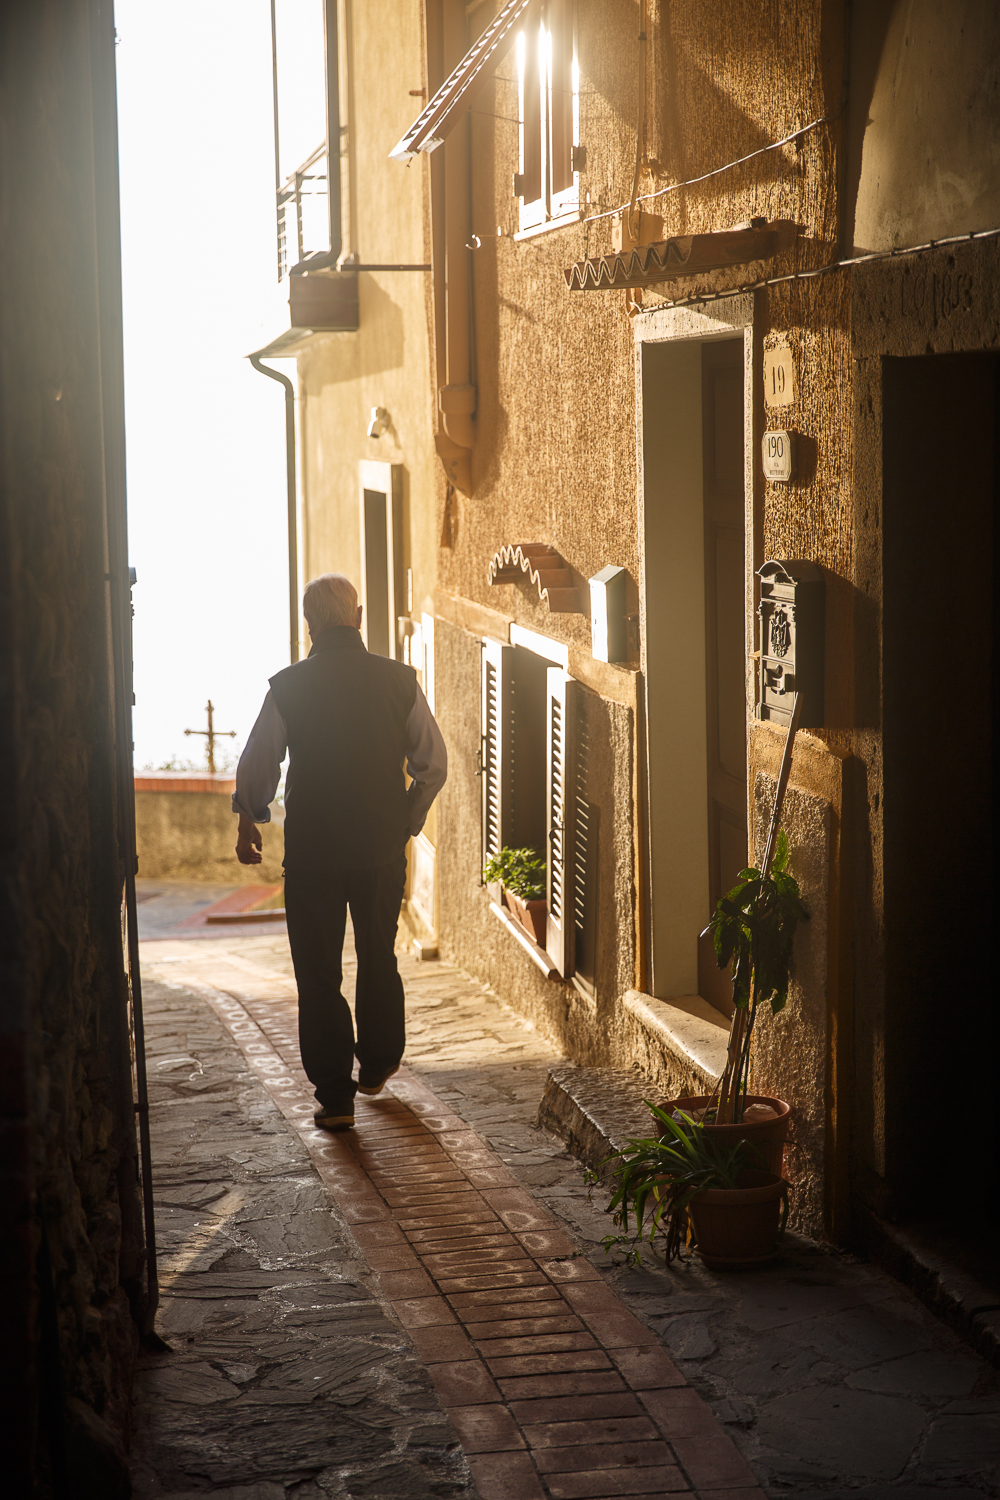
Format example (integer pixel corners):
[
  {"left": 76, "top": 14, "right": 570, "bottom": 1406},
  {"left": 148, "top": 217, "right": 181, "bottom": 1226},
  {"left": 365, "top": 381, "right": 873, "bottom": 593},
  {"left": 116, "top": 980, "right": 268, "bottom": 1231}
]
[
  {"left": 323, "top": 0, "right": 342, "bottom": 264},
  {"left": 433, "top": 0, "right": 476, "bottom": 495},
  {"left": 250, "top": 355, "right": 300, "bottom": 663}
]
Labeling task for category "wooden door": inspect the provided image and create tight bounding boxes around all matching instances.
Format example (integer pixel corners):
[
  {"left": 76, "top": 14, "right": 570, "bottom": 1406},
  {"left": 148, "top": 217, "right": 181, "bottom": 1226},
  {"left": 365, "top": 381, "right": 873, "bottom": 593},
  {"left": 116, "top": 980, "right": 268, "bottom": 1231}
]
[{"left": 698, "top": 340, "right": 746, "bottom": 1015}]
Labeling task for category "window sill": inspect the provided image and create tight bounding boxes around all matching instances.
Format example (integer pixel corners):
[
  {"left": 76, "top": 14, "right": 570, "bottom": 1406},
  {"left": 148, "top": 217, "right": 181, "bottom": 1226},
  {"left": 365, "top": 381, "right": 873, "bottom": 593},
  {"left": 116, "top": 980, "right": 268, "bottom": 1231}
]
[
  {"left": 514, "top": 207, "right": 583, "bottom": 243},
  {"left": 621, "top": 989, "right": 730, "bottom": 1089},
  {"left": 489, "top": 899, "right": 559, "bottom": 978}
]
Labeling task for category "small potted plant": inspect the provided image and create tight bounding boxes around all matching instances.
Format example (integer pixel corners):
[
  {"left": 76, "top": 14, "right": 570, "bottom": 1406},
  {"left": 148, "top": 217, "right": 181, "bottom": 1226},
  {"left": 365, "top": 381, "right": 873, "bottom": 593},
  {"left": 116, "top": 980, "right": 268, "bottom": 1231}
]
[
  {"left": 482, "top": 846, "right": 548, "bottom": 945},
  {"left": 599, "top": 1103, "right": 789, "bottom": 1271}
]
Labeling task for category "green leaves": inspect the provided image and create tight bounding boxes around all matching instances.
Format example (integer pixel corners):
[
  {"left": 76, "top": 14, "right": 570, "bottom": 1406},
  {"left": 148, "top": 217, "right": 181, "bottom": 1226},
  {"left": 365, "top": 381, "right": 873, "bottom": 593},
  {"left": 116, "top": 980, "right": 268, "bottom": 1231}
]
[
  {"left": 703, "top": 828, "right": 809, "bottom": 1016},
  {"left": 482, "top": 846, "right": 547, "bottom": 901},
  {"left": 598, "top": 1103, "right": 757, "bottom": 1264}
]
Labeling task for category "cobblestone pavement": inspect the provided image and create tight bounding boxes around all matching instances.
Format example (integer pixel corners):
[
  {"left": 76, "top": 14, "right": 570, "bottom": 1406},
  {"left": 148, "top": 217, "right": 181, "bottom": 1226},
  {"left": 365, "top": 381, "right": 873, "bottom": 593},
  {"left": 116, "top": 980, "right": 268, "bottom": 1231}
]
[
  {"left": 132, "top": 972, "right": 471, "bottom": 1500},
  {"left": 135, "top": 915, "right": 1000, "bottom": 1499}
]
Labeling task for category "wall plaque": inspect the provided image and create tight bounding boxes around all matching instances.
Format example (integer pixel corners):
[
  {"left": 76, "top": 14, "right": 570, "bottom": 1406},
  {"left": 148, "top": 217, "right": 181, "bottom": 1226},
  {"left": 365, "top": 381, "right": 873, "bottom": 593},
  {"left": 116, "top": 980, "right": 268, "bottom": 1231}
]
[
  {"left": 763, "top": 346, "right": 794, "bottom": 407},
  {"left": 762, "top": 429, "right": 794, "bottom": 482}
]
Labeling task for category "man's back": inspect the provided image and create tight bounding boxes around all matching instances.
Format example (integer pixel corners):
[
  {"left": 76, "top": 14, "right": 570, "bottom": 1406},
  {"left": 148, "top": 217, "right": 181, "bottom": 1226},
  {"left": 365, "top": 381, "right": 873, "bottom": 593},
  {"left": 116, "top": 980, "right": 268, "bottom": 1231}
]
[{"left": 269, "top": 626, "right": 416, "bottom": 872}]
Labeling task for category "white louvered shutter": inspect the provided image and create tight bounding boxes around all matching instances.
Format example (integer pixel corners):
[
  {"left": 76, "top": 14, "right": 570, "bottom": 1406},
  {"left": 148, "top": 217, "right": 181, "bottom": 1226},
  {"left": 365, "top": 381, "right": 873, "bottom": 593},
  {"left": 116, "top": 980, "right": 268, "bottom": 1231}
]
[
  {"left": 481, "top": 638, "right": 514, "bottom": 868},
  {"left": 545, "top": 667, "right": 576, "bottom": 975}
]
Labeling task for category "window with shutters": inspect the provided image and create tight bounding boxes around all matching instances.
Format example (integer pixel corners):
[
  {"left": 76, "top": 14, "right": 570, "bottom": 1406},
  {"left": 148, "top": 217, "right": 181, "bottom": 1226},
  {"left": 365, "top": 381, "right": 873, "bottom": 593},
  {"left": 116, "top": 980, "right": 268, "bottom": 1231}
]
[
  {"left": 515, "top": 0, "right": 580, "bottom": 235},
  {"left": 480, "top": 636, "right": 583, "bottom": 979}
]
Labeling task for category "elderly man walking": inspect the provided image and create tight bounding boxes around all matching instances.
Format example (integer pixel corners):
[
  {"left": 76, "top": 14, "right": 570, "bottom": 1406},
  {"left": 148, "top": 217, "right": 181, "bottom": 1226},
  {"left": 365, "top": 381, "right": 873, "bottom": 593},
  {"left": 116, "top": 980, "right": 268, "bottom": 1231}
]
[{"left": 233, "top": 573, "right": 447, "bottom": 1131}]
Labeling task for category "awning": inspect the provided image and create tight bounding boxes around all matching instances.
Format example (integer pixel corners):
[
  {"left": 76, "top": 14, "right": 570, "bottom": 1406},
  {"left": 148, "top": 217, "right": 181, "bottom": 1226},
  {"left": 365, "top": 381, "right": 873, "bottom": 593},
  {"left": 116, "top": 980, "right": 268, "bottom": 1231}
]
[
  {"left": 564, "top": 225, "right": 778, "bottom": 291},
  {"left": 390, "top": 0, "right": 533, "bottom": 164}
]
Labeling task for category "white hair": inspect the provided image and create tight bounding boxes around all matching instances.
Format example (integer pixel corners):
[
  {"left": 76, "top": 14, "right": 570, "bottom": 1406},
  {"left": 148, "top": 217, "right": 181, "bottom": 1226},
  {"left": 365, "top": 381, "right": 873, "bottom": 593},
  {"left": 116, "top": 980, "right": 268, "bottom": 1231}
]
[{"left": 302, "top": 573, "right": 359, "bottom": 631}]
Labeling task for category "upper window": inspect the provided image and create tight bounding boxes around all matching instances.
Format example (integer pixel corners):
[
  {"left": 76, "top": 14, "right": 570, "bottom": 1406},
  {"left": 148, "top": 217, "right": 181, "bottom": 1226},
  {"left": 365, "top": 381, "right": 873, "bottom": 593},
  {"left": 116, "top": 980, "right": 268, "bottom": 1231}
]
[
  {"left": 515, "top": 0, "right": 580, "bottom": 234},
  {"left": 272, "top": 0, "right": 331, "bottom": 279}
]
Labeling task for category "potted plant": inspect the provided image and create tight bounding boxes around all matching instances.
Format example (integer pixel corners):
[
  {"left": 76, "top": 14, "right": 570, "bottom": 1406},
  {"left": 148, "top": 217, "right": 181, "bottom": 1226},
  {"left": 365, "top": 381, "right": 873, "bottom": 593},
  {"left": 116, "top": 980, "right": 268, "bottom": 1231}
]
[
  {"left": 658, "top": 827, "right": 808, "bottom": 1177},
  {"left": 482, "top": 846, "right": 548, "bottom": 945},
  {"left": 599, "top": 1103, "right": 789, "bottom": 1270}
]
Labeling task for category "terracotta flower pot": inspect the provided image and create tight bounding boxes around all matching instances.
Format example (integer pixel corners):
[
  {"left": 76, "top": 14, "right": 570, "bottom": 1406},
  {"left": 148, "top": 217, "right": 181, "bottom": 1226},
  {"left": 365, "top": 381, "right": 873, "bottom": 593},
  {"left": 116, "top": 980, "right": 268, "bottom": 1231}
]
[
  {"left": 688, "top": 1168, "right": 789, "bottom": 1270},
  {"left": 504, "top": 888, "right": 547, "bottom": 946},
  {"left": 660, "top": 1094, "right": 792, "bottom": 1178}
]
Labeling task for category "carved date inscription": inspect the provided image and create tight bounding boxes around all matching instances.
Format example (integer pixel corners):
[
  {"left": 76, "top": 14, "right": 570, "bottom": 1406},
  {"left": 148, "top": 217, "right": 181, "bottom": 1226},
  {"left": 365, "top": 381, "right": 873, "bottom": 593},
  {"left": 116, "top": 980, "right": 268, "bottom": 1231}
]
[{"left": 902, "top": 268, "right": 973, "bottom": 326}]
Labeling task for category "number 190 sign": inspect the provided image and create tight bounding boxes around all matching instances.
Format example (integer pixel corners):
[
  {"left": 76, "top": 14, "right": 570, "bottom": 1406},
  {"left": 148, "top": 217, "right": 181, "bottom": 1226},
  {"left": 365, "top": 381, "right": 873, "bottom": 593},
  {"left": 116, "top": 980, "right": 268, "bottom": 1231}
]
[{"left": 762, "top": 429, "right": 794, "bottom": 483}]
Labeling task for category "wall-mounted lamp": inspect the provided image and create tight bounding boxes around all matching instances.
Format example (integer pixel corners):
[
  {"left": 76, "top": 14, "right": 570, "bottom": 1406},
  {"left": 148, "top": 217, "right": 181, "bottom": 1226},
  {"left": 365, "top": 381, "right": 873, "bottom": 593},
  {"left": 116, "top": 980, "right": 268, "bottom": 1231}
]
[{"left": 367, "top": 406, "right": 390, "bottom": 439}]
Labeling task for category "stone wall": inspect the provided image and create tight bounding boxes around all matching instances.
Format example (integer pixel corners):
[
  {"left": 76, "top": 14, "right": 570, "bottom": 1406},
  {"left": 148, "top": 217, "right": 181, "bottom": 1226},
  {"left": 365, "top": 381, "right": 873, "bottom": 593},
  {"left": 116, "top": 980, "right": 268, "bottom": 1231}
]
[
  {"left": 1, "top": 2, "right": 146, "bottom": 1493},
  {"left": 135, "top": 789, "right": 285, "bottom": 884}
]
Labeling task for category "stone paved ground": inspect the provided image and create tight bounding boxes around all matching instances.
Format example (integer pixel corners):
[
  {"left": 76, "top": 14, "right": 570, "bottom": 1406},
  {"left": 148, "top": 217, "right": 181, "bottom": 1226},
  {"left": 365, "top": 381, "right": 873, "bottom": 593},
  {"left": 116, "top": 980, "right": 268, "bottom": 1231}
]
[
  {"left": 132, "top": 973, "right": 471, "bottom": 1500},
  {"left": 134, "top": 895, "right": 1000, "bottom": 1499}
]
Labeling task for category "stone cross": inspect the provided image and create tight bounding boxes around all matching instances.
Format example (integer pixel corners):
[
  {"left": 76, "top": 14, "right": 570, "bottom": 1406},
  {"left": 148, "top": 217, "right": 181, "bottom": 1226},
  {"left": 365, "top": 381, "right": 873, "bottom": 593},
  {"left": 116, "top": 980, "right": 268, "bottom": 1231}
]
[{"left": 184, "top": 699, "right": 236, "bottom": 775}]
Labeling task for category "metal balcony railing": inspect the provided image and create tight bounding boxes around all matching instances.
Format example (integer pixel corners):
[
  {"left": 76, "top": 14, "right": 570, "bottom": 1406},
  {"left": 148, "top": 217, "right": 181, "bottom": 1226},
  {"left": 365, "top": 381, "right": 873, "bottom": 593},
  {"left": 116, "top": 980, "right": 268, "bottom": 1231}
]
[{"left": 277, "top": 141, "right": 328, "bottom": 281}]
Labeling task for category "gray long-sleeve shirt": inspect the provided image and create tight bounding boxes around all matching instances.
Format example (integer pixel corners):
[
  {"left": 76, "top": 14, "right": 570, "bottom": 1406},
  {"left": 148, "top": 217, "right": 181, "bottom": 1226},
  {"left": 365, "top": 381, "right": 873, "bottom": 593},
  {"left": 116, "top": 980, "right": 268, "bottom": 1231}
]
[{"left": 232, "top": 684, "right": 447, "bottom": 839}]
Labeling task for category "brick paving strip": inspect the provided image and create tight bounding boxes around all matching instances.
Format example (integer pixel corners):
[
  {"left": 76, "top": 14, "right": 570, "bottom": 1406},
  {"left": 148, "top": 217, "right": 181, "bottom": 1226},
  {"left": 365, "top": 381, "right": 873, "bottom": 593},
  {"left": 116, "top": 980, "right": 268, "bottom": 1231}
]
[{"left": 144, "top": 942, "right": 766, "bottom": 1500}]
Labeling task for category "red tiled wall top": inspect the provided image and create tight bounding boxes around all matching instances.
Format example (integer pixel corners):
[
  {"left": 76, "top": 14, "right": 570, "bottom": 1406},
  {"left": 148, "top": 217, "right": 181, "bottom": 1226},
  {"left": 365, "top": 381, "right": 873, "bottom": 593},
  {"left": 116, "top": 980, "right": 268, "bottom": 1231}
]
[{"left": 134, "top": 772, "right": 236, "bottom": 794}]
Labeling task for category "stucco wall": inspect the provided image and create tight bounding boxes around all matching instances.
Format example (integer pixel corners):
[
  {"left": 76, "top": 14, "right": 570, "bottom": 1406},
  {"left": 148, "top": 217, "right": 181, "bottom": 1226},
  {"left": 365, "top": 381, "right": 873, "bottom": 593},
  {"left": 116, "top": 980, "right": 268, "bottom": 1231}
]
[
  {"left": 135, "top": 793, "right": 285, "bottom": 883},
  {"left": 298, "top": 0, "right": 441, "bottom": 638},
  {"left": 851, "top": 0, "right": 1000, "bottom": 253}
]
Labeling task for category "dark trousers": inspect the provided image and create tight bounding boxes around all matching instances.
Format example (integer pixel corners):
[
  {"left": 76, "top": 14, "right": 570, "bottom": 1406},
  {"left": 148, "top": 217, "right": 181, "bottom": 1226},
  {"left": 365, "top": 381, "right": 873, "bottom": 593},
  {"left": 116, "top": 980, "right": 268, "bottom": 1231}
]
[{"left": 284, "top": 857, "right": 406, "bottom": 1112}]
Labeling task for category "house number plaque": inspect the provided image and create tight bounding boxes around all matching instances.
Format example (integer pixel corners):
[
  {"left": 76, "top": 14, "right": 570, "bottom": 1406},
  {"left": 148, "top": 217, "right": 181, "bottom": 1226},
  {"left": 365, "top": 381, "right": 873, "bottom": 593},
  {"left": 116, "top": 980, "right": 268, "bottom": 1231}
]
[
  {"left": 763, "top": 346, "right": 794, "bottom": 407},
  {"left": 762, "top": 429, "right": 794, "bottom": 482}
]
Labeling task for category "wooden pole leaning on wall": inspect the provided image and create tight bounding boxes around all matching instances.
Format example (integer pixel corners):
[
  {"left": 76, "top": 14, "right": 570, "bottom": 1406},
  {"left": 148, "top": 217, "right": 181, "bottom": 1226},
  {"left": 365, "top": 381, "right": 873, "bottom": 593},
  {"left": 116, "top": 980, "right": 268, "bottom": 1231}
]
[
  {"left": 760, "top": 691, "right": 803, "bottom": 879},
  {"left": 716, "top": 691, "right": 802, "bottom": 1124}
]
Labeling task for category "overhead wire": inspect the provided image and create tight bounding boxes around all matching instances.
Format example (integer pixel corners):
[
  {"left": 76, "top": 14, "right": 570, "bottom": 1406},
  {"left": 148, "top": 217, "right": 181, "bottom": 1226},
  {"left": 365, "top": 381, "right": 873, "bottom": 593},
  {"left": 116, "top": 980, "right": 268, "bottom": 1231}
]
[
  {"left": 628, "top": 224, "right": 1000, "bottom": 313},
  {"left": 583, "top": 114, "right": 835, "bottom": 229}
]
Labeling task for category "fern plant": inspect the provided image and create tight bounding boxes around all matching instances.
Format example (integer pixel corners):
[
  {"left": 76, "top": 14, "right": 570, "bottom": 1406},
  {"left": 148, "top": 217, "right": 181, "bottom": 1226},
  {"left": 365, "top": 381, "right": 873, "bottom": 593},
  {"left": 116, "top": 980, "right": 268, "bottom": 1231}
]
[
  {"left": 594, "top": 1104, "right": 757, "bottom": 1265},
  {"left": 703, "top": 829, "right": 809, "bottom": 1124}
]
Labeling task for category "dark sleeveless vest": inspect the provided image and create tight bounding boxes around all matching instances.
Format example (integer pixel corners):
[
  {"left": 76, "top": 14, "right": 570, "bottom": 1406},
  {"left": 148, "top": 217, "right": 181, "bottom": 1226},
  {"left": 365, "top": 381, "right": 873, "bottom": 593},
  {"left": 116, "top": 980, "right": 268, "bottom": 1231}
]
[{"left": 269, "top": 627, "right": 417, "bottom": 872}]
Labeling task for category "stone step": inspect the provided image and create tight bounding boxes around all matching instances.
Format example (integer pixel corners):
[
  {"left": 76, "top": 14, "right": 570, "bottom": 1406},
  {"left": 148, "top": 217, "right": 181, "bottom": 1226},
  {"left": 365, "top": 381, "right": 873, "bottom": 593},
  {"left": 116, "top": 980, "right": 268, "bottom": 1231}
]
[{"left": 535, "top": 1065, "right": 670, "bottom": 1177}]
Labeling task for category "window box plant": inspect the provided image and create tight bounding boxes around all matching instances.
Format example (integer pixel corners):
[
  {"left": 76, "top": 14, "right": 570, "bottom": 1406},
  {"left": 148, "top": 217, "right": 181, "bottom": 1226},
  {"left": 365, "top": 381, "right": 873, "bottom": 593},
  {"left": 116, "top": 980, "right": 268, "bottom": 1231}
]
[
  {"left": 482, "top": 846, "right": 548, "bottom": 946},
  {"left": 599, "top": 1103, "right": 789, "bottom": 1271}
]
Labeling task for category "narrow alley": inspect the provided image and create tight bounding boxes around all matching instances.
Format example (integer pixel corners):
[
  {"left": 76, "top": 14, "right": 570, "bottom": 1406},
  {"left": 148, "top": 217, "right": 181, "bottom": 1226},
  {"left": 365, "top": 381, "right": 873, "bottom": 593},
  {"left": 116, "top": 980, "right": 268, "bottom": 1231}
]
[{"left": 132, "top": 889, "right": 1000, "bottom": 1500}]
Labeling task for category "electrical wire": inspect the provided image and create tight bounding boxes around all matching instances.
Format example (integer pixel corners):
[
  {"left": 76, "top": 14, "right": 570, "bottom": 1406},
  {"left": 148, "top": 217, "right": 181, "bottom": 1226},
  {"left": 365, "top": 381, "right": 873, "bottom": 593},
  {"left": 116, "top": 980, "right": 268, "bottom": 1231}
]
[
  {"left": 583, "top": 114, "right": 834, "bottom": 228},
  {"left": 628, "top": 224, "right": 1000, "bottom": 313}
]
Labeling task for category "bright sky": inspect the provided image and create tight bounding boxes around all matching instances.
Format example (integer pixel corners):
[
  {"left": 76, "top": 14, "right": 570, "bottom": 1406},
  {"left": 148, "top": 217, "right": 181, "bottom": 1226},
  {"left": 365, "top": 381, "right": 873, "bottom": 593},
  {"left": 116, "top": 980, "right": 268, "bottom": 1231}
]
[{"left": 116, "top": 0, "right": 297, "bottom": 771}]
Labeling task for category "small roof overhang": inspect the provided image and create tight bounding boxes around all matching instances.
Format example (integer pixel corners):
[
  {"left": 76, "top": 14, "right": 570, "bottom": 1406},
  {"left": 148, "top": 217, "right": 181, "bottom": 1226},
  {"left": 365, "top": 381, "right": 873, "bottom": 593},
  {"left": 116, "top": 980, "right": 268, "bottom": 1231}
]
[
  {"left": 564, "top": 225, "right": 778, "bottom": 292},
  {"left": 390, "top": 0, "right": 532, "bottom": 164}
]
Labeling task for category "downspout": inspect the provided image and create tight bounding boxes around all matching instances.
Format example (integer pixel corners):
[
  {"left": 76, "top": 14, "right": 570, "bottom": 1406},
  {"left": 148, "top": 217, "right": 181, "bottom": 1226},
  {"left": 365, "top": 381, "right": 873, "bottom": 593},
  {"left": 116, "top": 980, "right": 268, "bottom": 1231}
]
[
  {"left": 250, "top": 355, "right": 300, "bottom": 663},
  {"left": 323, "top": 0, "right": 342, "bottom": 263},
  {"left": 433, "top": 0, "right": 476, "bottom": 496}
]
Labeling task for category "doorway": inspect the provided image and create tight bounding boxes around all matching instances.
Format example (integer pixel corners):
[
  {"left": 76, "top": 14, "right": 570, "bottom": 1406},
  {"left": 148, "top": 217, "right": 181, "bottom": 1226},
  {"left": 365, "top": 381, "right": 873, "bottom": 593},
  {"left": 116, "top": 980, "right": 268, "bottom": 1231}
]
[
  {"left": 641, "top": 333, "right": 748, "bottom": 1012},
  {"left": 881, "top": 351, "right": 997, "bottom": 1217}
]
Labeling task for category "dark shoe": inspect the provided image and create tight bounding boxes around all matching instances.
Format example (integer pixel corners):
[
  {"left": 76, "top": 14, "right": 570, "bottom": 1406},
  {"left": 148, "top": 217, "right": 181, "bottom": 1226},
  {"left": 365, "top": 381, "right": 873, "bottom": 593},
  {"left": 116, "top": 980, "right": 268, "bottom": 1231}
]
[
  {"left": 357, "top": 1063, "right": 400, "bottom": 1096},
  {"left": 314, "top": 1109, "right": 355, "bottom": 1131}
]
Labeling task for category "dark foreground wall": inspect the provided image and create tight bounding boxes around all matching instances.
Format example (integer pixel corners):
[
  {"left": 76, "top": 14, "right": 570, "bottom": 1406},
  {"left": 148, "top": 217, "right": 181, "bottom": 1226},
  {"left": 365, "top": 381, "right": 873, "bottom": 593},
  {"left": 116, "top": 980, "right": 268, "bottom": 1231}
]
[{"left": 0, "top": 2, "right": 148, "bottom": 1494}]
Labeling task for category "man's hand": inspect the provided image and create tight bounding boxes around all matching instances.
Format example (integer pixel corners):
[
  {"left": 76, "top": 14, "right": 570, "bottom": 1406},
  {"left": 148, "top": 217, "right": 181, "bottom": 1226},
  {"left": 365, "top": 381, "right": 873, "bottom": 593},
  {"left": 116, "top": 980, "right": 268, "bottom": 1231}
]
[{"left": 235, "top": 813, "right": 263, "bottom": 865}]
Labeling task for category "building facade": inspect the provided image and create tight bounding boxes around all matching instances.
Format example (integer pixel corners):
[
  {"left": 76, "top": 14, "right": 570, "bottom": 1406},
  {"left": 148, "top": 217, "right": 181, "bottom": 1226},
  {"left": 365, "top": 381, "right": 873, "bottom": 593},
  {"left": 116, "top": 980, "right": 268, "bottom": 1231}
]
[{"left": 257, "top": 0, "right": 999, "bottom": 1246}]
